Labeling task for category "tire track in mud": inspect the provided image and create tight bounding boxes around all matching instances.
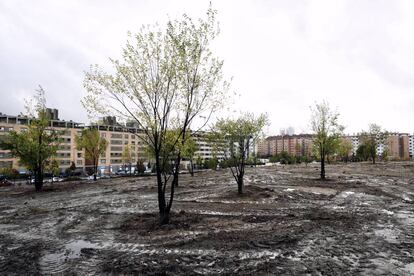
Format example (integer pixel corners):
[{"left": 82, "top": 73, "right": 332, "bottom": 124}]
[{"left": 1, "top": 163, "right": 414, "bottom": 274}]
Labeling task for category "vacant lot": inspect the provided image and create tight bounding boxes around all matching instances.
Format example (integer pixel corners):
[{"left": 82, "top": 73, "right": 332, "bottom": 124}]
[{"left": 1, "top": 162, "right": 414, "bottom": 275}]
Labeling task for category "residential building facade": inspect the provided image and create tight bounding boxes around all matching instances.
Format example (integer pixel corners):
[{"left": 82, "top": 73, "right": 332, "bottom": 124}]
[
  {"left": 257, "top": 134, "right": 313, "bottom": 158},
  {"left": 0, "top": 111, "right": 149, "bottom": 173},
  {"left": 0, "top": 110, "right": 228, "bottom": 173},
  {"left": 259, "top": 132, "right": 411, "bottom": 161}
]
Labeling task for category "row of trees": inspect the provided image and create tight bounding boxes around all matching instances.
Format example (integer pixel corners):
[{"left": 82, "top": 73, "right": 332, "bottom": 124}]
[{"left": 0, "top": 6, "right": 391, "bottom": 225}]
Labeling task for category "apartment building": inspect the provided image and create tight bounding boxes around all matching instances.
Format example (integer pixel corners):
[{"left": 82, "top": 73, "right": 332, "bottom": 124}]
[
  {"left": 257, "top": 134, "right": 313, "bottom": 158},
  {"left": 343, "top": 135, "right": 360, "bottom": 154},
  {"left": 259, "top": 132, "right": 411, "bottom": 161},
  {"left": 0, "top": 110, "right": 149, "bottom": 172},
  {"left": 387, "top": 133, "right": 410, "bottom": 160},
  {"left": 0, "top": 110, "right": 86, "bottom": 170},
  {"left": 345, "top": 133, "right": 410, "bottom": 160},
  {"left": 0, "top": 110, "right": 230, "bottom": 173}
]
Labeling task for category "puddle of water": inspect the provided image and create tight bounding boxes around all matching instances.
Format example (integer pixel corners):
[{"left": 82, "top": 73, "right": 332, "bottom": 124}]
[
  {"left": 40, "top": 239, "right": 112, "bottom": 274},
  {"left": 284, "top": 188, "right": 295, "bottom": 192},
  {"left": 65, "top": 240, "right": 104, "bottom": 258},
  {"left": 297, "top": 187, "right": 337, "bottom": 195}
]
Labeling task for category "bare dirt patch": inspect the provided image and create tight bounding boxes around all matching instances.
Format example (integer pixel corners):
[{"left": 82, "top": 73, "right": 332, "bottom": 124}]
[{"left": 1, "top": 162, "right": 414, "bottom": 274}]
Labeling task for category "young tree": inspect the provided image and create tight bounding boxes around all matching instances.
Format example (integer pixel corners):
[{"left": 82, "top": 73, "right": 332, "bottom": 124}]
[
  {"left": 359, "top": 124, "right": 388, "bottom": 164},
  {"left": 310, "top": 101, "right": 344, "bottom": 180},
  {"left": 122, "top": 145, "right": 134, "bottom": 175},
  {"left": 75, "top": 129, "right": 108, "bottom": 181},
  {"left": 69, "top": 161, "right": 76, "bottom": 175},
  {"left": 46, "top": 158, "right": 60, "bottom": 184},
  {"left": 0, "top": 87, "right": 59, "bottom": 191},
  {"left": 136, "top": 160, "right": 146, "bottom": 175},
  {"left": 324, "top": 137, "right": 341, "bottom": 164},
  {"left": 182, "top": 134, "right": 198, "bottom": 176},
  {"left": 82, "top": 6, "right": 228, "bottom": 224},
  {"left": 356, "top": 144, "right": 370, "bottom": 161},
  {"left": 195, "top": 154, "right": 203, "bottom": 169},
  {"left": 211, "top": 113, "right": 267, "bottom": 194},
  {"left": 338, "top": 138, "right": 353, "bottom": 163}
]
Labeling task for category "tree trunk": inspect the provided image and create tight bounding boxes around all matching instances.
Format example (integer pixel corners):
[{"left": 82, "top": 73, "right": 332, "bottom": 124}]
[
  {"left": 34, "top": 168, "right": 43, "bottom": 192},
  {"left": 174, "top": 161, "right": 179, "bottom": 187},
  {"left": 155, "top": 153, "right": 168, "bottom": 225},
  {"left": 237, "top": 173, "right": 244, "bottom": 194},
  {"left": 168, "top": 155, "right": 180, "bottom": 210},
  {"left": 189, "top": 159, "right": 194, "bottom": 177},
  {"left": 320, "top": 152, "right": 326, "bottom": 180},
  {"left": 93, "top": 159, "right": 97, "bottom": 181}
]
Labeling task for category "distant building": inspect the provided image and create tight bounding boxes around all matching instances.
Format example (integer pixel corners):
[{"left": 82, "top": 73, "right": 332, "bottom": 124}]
[
  {"left": 386, "top": 133, "right": 410, "bottom": 160},
  {"left": 409, "top": 134, "right": 414, "bottom": 158},
  {"left": 257, "top": 134, "right": 313, "bottom": 158},
  {"left": 0, "top": 111, "right": 148, "bottom": 172},
  {"left": 259, "top": 132, "right": 412, "bottom": 161},
  {"left": 0, "top": 110, "right": 230, "bottom": 173},
  {"left": 345, "top": 132, "right": 410, "bottom": 160}
]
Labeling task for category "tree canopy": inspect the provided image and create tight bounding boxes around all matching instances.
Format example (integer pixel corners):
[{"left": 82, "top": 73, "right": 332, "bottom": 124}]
[
  {"left": 359, "top": 123, "right": 388, "bottom": 164},
  {"left": 210, "top": 112, "right": 267, "bottom": 194},
  {"left": 75, "top": 128, "right": 108, "bottom": 180},
  {"left": 82, "top": 5, "right": 229, "bottom": 224},
  {"left": 0, "top": 87, "right": 59, "bottom": 191},
  {"left": 310, "top": 101, "right": 344, "bottom": 179}
]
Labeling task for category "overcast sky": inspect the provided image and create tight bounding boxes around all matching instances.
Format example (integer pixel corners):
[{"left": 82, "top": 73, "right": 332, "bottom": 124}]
[{"left": 1, "top": 0, "right": 413, "bottom": 134}]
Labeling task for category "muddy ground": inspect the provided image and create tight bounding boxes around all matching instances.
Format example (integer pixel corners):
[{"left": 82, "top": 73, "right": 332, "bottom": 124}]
[{"left": 1, "top": 162, "right": 414, "bottom": 275}]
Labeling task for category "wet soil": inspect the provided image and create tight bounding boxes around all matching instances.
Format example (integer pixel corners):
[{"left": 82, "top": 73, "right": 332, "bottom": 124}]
[{"left": 1, "top": 162, "right": 414, "bottom": 275}]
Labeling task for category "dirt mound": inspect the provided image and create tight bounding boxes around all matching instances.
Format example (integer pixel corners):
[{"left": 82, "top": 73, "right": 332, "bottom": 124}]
[
  {"left": 212, "top": 185, "right": 274, "bottom": 200},
  {"left": 120, "top": 211, "right": 203, "bottom": 236}
]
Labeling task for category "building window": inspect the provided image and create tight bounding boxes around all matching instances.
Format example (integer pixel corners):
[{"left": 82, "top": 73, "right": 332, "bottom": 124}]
[
  {"left": 0, "top": 161, "right": 13, "bottom": 168},
  {"left": 0, "top": 126, "right": 13, "bottom": 132},
  {"left": 77, "top": 153, "right": 82, "bottom": 158},
  {"left": 111, "top": 140, "right": 123, "bottom": 145},
  {"left": 77, "top": 160, "right": 83, "bottom": 165},
  {"left": 100, "top": 159, "right": 106, "bottom": 163}
]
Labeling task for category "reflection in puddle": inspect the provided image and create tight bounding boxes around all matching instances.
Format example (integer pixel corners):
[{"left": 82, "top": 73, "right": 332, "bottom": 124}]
[{"left": 40, "top": 240, "right": 105, "bottom": 274}]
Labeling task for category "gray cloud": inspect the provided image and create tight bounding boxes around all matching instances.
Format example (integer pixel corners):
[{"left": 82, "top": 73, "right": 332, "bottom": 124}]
[{"left": 0, "top": 0, "right": 413, "bottom": 133}]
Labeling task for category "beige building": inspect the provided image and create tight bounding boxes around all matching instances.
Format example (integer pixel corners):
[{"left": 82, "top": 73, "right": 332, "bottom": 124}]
[
  {"left": 0, "top": 110, "right": 225, "bottom": 173},
  {"left": 257, "top": 134, "right": 313, "bottom": 158},
  {"left": 386, "top": 133, "right": 410, "bottom": 160},
  {"left": 0, "top": 111, "right": 148, "bottom": 173}
]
